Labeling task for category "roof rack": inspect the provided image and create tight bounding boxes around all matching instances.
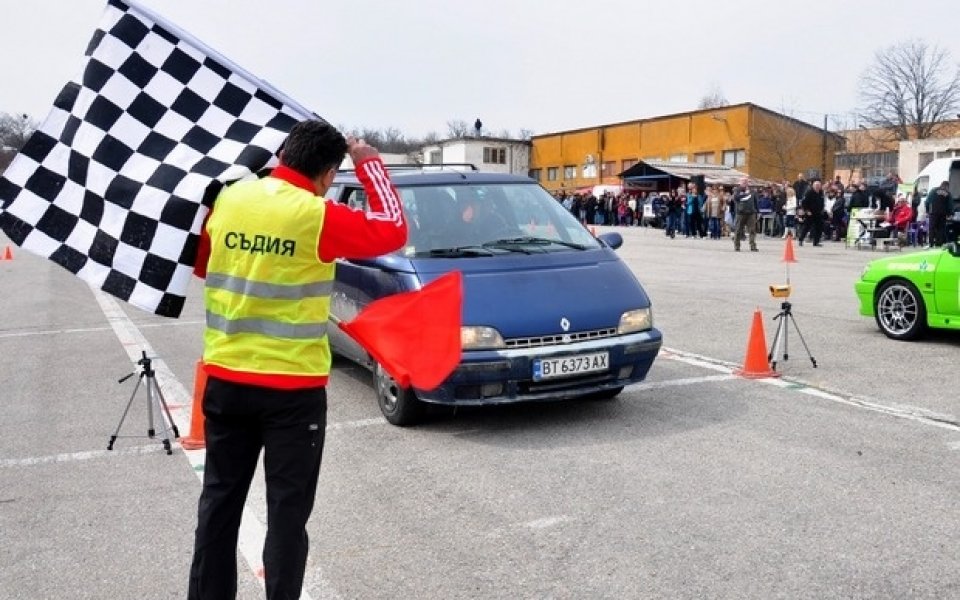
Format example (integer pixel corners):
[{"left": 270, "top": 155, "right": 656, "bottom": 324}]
[{"left": 338, "top": 162, "right": 479, "bottom": 174}]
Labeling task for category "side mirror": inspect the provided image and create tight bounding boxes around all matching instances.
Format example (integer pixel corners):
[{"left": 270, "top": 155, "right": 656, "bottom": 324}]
[
  {"left": 597, "top": 231, "right": 623, "bottom": 250},
  {"left": 946, "top": 242, "right": 960, "bottom": 257}
]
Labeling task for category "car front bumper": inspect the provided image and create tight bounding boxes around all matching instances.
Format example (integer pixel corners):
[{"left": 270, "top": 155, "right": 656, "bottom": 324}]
[
  {"left": 416, "top": 329, "right": 663, "bottom": 406},
  {"left": 854, "top": 279, "right": 877, "bottom": 317}
]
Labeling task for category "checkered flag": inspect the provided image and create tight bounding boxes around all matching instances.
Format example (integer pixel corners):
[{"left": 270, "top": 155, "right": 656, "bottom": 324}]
[{"left": 0, "top": 0, "right": 314, "bottom": 317}]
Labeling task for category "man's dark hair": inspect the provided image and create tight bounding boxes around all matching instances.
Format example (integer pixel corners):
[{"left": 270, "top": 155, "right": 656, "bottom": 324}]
[{"left": 280, "top": 120, "right": 348, "bottom": 178}]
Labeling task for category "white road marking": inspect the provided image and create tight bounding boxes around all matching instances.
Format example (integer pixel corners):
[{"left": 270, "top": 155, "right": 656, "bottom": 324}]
[
  {"left": 660, "top": 345, "right": 960, "bottom": 432},
  {"left": 0, "top": 320, "right": 203, "bottom": 340},
  {"left": 626, "top": 374, "right": 737, "bottom": 391},
  {"left": 90, "top": 289, "right": 323, "bottom": 600},
  {"left": 0, "top": 444, "right": 166, "bottom": 467}
]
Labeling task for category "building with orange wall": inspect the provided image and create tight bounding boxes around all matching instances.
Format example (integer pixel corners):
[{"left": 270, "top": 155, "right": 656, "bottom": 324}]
[{"left": 529, "top": 103, "right": 842, "bottom": 192}]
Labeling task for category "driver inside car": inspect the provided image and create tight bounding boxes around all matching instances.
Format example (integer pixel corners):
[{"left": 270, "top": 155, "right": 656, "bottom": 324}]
[{"left": 456, "top": 187, "right": 513, "bottom": 243}]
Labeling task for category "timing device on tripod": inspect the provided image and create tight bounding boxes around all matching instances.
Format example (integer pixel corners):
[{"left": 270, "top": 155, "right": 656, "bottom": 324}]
[
  {"left": 766, "top": 284, "right": 817, "bottom": 371},
  {"left": 108, "top": 351, "right": 180, "bottom": 455}
]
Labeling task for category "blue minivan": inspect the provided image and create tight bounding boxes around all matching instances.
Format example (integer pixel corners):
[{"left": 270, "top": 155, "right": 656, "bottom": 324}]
[{"left": 326, "top": 166, "right": 662, "bottom": 425}]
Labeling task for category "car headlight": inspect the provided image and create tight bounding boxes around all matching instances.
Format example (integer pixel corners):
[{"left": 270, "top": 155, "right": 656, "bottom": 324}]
[
  {"left": 860, "top": 265, "right": 872, "bottom": 280},
  {"left": 618, "top": 308, "right": 653, "bottom": 334},
  {"left": 461, "top": 326, "right": 506, "bottom": 350}
]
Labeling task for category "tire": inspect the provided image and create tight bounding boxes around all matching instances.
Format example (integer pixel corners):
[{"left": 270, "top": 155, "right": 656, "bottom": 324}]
[
  {"left": 874, "top": 279, "right": 927, "bottom": 340},
  {"left": 375, "top": 363, "right": 424, "bottom": 426}
]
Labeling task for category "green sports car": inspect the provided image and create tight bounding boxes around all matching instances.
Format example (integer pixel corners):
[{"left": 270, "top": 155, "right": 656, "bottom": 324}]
[{"left": 855, "top": 242, "right": 960, "bottom": 340}]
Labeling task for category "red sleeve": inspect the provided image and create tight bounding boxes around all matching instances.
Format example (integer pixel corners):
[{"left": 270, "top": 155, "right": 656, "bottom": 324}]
[
  {"left": 318, "top": 157, "right": 408, "bottom": 262},
  {"left": 193, "top": 210, "right": 211, "bottom": 279}
]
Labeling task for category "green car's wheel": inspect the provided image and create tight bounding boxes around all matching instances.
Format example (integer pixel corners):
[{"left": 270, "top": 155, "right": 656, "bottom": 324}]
[
  {"left": 375, "top": 363, "right": 424, "bottom": 426},
  {"left": 874, "top": 279, "right": 927, "bottom": 340}
]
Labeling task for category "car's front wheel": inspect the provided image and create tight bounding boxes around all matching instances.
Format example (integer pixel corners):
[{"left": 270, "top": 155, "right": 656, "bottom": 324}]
[
  {"left": 375, "top": 363, "right": 424, "bottom": 426},
  {"left": 874, "top": 279, "right": 927, "bottom": 340}
]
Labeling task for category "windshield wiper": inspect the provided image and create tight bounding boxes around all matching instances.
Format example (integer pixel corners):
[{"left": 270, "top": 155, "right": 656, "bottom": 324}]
[
  {"left": 484, "top": 236, "right": 589, "bottom": 250},
  {"left": 427, "top": 246, "right": 498, "bottom": 257}
]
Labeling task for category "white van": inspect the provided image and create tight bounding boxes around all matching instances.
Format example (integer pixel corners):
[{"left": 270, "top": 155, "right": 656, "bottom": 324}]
[{"left": 912, "top": 157, "right": 960, "bottom": 220}]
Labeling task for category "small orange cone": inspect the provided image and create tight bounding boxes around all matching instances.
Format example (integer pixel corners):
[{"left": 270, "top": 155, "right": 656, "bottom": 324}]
[
  {"left": 734, "top": 309, "right": 780, "bottom": 379},
  {"left": 180, "top": 360, "right": 207, "bottom": 450},
  {"left": 590, "top": 226, "right": 597, "bottom": 236},
  {"left": 782, "top": 234, "right": 797, "bottom": 263},
  {"left": 1, "top": 245, "right": 12, "bottom": 260}
]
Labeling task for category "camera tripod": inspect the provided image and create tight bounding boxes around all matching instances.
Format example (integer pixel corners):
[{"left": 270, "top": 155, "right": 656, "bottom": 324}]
[
  {"left": 108, "top": 351, "right": 180, "bottom": 455},
  {"left": 767, "top": 301, "right": 818, "bottom": 371}
]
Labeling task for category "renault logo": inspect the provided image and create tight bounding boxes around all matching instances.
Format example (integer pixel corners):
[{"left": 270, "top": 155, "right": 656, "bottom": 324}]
[{"left": 560, "top": 317, "right": 570, "bottom": 332}]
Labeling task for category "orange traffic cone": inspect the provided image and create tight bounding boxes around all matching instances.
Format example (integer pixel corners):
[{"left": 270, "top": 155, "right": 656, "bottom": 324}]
[
  {"left": 782, "top": 233, "right": 797, "bottom": 263},
  {"left": 734, "top": 309, "right": 780, "bottom": 379},
  {"left": 1, "top": 245, "right": 12, "bottom": 260},
  {"left": 180, "top": 360, "right": 207, "bottom": 450}
]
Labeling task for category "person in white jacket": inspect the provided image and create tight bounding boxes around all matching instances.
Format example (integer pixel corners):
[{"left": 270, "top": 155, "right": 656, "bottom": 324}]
[{"left": 783, "top": 187, "right": 798, "bottom": 239}]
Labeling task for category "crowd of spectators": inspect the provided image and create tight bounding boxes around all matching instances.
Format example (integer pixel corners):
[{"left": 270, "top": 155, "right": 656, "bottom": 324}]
[{"left": 551, "top": 169, "right": 953, "bottom": 248}]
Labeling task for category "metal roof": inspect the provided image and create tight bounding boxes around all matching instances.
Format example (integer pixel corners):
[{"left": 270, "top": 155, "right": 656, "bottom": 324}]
[{"left": 619, "top": 160, "right": 771, "bottom": 186}]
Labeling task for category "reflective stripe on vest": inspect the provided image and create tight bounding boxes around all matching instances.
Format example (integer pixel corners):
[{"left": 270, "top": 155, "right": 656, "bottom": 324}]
[{"left": 203, "top": 176, "right": 335, "bottom": 377}]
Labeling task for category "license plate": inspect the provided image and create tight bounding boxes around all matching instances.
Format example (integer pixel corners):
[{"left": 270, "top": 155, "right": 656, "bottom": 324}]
[{"left": 532, "top": 352, "right": 609, "bottom": 381}]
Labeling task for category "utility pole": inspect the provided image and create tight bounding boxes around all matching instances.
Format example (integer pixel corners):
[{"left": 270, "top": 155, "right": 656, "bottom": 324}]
[{"left": 821, "top": 114, "right": 828, "bottom": 180}]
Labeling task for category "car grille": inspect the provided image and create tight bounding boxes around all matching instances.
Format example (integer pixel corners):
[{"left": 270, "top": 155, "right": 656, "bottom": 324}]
[{"left": 504, "top": 327, "right": 618, "bottom": 349}]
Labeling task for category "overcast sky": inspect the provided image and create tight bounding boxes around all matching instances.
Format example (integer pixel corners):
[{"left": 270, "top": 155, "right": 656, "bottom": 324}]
[{"left": 2, "top": 0, "right": 959, "bottom": 138}]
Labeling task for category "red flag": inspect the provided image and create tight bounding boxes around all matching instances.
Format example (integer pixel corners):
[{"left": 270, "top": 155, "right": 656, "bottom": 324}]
[{"left": 339, "top": 271, "right": 462, "bottom": 390}]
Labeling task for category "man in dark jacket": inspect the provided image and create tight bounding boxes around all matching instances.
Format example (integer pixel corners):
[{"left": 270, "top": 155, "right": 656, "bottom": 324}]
[
  {"left": 792, "top": 172, "right": 809, "bottom": 201},
  {"left": 849, "top": 182, "right": 870, "bottom": 209},
  {"left": 799, "top": 179, "right": 825, "bottom": 246},
  {"left": 926, "top": 181, "right": 955, "bottom": 247},
  {"left": 731, "top": 177, "right": 758, "bottom": 252}
]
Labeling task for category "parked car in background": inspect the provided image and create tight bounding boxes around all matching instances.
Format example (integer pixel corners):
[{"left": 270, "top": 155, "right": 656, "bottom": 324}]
[
  {"left": 326, "top": 165, "right": 663, "bottom": 425},
  {"left": 854, "top": 242, "right": 960, "bottom": 340}
]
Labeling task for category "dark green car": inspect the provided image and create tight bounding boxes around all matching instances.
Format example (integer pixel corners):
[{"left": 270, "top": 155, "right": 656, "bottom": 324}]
[{"left": 855, "top": 243, "right": 960, "bottom": 340}]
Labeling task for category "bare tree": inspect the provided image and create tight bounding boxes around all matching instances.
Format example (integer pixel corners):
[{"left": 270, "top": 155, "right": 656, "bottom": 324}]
[
  {"left": 858, "top": 39, "right": 960, "bottom": 140},
  {"left": 446, "top": 119, "right": 470, "bottom": 139},
  {"left": 697, "top": 84, "right": 728, "bottom": 110},
  {"left": 517, "top": 128, "right": 535, "bottom": 141},
  {"left": 0, "top": 112, "right": 37, "bottom": 151},
  {"left": 750, "top": 107, "right": 825, "bottom": 181}
]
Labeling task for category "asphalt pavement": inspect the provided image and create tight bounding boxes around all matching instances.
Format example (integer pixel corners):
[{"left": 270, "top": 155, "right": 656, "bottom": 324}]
[{"left": 1, "top": 226, "right": 958, "bottom": 600}]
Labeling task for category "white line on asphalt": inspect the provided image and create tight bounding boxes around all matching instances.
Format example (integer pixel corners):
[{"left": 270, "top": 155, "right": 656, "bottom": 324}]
[
  {"left": 0, "top": 444, "right": 167, "bottom": 467},
  {"left": 626, "top": 374, "right": 738, "bottom": 391},
  {"left": 0, "top": 320, "right": 203, "bottom": 340},
  {"left": 660, "top": 345, "right": 960, "bottom": 432},
  {"left": 327, "top": 417, "right": 386, "bottom": 431},
  {"left": 90, "top": 288, "right": 325, "bottom": 600}
]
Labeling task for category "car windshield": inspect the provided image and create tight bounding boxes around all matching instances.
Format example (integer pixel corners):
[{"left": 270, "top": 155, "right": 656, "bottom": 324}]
[{"left": 396, "top": 183, "right": 600, "bottom": 257}]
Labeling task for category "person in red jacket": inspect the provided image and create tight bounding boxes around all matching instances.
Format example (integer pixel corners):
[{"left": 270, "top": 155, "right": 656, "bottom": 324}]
[
  {"left": 189, "top": 120, "right": 407, "bottom": 600},
  {"left": 888, "top": 194, "right": 914, "bottom": 232}
]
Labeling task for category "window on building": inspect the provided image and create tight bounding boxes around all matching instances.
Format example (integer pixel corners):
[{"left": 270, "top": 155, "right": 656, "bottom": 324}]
[
  {"left": 722, "top": 149, "right": 746, "bottom": 167},
  {"left": 936, "top": 150, "right": 954, "bottom": 159},
  {"left": 563, "top": 165, "right": 577, "bottom": 179},
  {"left": 918, "top": 152, "right": 934, "bottom": 172},
  {"left": 693, "top": 152, "right": 715, "bottom": 164},
  {"left": 622, "top": 158, "right": 639, "bottom": 172},
  {"left": 669, "top": 153, "right": 687, "bottom": 163},
  {"left": 528, "top": 168, "right": 542, "bottom": 181},
  {"left": 547, "top": 167, "right": 558, "bottom": 181},
  {"left": 601, "top": 161, "right": 616, "bottom": 177},
  {"left": 644, "top": 156, "right": 662, "bottom": 162},
  {"left": 483, "top": 147, "right": 507, "bottom": 164},
  {"left": 427, "top": 150, "right": 441, "bottom": 165}
]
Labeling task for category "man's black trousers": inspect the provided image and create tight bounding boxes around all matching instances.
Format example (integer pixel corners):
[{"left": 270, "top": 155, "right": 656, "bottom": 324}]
[{"left": 188, "top": 377, "right": 327, "bottom": 600}]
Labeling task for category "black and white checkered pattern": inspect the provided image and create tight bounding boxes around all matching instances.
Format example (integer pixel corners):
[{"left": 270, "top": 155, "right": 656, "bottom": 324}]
[{"left": 0, "top": 0, "right": 313, "bottom": 317}]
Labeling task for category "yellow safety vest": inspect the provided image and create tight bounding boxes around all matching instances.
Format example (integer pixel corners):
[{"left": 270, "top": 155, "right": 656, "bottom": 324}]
[{"left": 203, "top": 177, "right": 335, "bottom": 377}]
